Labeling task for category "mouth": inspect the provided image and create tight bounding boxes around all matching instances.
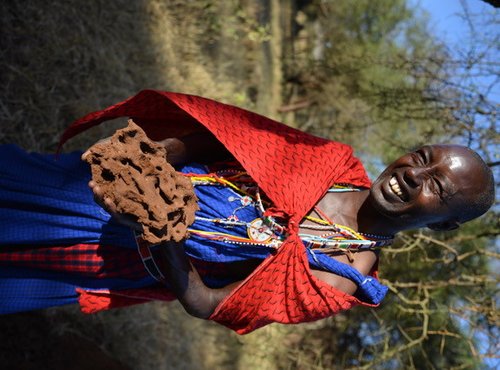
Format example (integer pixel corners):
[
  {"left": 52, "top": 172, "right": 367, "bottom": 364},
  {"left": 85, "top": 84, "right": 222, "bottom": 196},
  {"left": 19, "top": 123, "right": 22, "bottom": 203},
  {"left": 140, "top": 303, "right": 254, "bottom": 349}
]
[{"left": 389, "top": 175, "right": 406, "bottom": 201}]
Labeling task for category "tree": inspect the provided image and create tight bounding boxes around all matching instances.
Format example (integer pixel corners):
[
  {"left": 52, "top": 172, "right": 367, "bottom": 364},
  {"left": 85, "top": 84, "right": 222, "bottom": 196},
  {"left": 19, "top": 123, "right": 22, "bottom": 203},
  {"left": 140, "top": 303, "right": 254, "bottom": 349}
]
[
  {"left": 279, "top": 1, "right": 499, "bottom": 368},
  {"left": 481, "top": 0, "right": 500, "bottom": 9}
]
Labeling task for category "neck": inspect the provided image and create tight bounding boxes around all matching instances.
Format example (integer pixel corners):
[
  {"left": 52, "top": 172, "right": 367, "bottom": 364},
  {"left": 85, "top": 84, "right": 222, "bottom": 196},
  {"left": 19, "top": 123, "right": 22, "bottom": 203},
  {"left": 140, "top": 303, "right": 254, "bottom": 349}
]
[
  {"left": 314, "top": 190, "right": 405, "bottom": 238},
  {"left": 356, "top": 199, "right": 403, "bottom": 237}
]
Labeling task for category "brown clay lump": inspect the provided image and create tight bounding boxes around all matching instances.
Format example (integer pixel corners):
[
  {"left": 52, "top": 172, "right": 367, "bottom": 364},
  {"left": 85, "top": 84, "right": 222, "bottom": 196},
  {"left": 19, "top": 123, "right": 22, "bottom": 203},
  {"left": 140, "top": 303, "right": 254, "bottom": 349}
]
[{"left": 84, "top": 119, "right": 199, "bottom": 243}]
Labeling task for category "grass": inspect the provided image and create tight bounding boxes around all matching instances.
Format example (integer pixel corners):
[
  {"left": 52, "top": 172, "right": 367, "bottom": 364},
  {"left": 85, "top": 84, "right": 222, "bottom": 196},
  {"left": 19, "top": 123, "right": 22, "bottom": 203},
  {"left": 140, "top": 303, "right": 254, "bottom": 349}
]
[
  {"left": 0, "top": 1, "right": 321, "bottom": 369},
  {"left": 0, "top": 0, "right": 263, "bottom": 151}
]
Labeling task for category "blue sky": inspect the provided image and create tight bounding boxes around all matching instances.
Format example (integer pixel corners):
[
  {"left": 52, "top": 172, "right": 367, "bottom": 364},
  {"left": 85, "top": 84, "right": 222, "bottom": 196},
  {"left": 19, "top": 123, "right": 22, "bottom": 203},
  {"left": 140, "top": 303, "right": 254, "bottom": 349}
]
[
  {"left": 415, "top": 0, "right": 499, "bottom": 99},
  {"left": 414, "top": 0, "right": 497, "bottom": 44},
  {"left": 407, "top": 2, "right": 499, "bottom": 367},
  {"left": 413, "top": 0, "right": 499, "bottom": 135}
]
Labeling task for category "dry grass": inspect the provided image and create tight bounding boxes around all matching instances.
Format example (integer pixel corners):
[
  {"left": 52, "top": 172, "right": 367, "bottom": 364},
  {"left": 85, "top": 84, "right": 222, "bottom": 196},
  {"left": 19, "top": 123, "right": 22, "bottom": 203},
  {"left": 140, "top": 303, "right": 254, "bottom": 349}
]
[
  {"left": 0, "top": 1, "right": 314, "bottom": 369},
  {"left": 0, "top": 0, "right": 261, "bottom": 151}
]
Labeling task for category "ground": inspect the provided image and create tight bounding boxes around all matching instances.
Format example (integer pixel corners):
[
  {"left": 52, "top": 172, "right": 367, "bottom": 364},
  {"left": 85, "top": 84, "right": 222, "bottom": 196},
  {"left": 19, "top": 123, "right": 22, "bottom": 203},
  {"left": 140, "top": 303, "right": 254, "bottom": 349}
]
[{"left": 0, "top": 1, "right": 326, "bottom": 369}]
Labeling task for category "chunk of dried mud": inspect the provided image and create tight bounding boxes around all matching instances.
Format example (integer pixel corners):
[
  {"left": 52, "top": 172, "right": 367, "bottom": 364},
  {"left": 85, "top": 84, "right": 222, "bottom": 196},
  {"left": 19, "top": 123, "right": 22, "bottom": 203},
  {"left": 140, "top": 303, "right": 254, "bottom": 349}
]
[{"left": 84, "top": 119, "right": 198, "bottom": 243}]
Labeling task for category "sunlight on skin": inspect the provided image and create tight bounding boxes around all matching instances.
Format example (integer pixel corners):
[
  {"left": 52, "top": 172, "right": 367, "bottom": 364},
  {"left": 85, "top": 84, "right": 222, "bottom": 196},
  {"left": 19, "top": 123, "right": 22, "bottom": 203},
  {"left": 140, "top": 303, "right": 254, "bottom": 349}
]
[{"left": 449, "top": 156, "right": 462, "bottom": 171}]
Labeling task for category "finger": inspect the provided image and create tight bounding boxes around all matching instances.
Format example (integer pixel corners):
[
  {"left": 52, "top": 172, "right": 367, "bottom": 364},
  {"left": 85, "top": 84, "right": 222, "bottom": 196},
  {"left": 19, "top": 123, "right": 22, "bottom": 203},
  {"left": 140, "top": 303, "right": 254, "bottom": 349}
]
[
  {"left": 81, "top": 150, "right": 90, "bottom": 161},
  {"left": 90, "top": 184, "right": 108, "bottom": 210},
  {"left": 92, "top": 193, "right": 106, "bottom": 209},
  {"left": 92, "top": 184, "right": 104, "bottom": 197},
  {"left": 103, "top": 197, "right": 118, "bottom": 214},
  {"left": 98, "top": 197, "right": 120, "bottom": 220}
]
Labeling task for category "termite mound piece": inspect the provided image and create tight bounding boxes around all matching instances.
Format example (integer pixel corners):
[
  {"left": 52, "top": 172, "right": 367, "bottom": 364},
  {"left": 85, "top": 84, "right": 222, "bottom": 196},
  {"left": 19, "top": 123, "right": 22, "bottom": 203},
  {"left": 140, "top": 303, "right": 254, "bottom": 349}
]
[{"left": 84, "top": 119, "right": 199, "bottom": 243}]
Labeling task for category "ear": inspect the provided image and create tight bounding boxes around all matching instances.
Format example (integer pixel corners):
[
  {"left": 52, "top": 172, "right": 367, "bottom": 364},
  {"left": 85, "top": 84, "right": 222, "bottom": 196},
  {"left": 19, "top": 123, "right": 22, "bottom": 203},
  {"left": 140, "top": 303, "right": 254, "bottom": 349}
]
[{"left": 428, "top": 220, "right": 460, "bottom": 231}]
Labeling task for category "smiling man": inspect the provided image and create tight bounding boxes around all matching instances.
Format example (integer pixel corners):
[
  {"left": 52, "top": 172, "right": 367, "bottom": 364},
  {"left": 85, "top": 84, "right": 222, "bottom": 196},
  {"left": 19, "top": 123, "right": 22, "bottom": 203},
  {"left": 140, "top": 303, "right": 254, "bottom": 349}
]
[
  {"left": 0, "top": 91, "right": 495, "bottom": 334},
  {"left": 364, "top": 145, "right": 494, "bottom": 235},
  {"left": 78, "top": 137, "right": 497, "bottom": 333}
]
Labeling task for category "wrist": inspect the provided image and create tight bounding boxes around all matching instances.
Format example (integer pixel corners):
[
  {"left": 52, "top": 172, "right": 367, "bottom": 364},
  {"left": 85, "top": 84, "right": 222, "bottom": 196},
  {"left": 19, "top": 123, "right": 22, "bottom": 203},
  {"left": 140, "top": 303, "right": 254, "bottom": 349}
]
[{"left": 158, "top": 138, "right": 189, "bottom": 165}]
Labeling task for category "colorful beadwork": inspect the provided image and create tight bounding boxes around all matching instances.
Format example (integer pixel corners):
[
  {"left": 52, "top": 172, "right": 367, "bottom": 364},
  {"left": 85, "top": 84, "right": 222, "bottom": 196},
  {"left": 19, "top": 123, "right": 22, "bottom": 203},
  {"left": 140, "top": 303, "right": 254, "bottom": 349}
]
[
  {"left": 247, "top": 218, "right": 275, "bottom": 243},
  {"left": 186, "top": 168, "right": 393, "bottom": 257}
]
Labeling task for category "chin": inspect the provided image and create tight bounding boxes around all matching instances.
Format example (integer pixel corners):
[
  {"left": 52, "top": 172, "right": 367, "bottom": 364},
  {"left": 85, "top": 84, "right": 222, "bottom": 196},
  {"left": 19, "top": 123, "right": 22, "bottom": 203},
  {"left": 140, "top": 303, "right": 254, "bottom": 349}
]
[{"left": 369, "top": 183, "right": 408, "bottom": 220}]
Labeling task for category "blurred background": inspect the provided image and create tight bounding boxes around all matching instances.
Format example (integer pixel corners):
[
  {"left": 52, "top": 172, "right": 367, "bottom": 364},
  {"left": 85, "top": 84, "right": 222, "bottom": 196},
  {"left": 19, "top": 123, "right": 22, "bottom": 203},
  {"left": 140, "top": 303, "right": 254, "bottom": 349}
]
[{"left": 1, "top": 0, "right": 498, "bottom": 369}]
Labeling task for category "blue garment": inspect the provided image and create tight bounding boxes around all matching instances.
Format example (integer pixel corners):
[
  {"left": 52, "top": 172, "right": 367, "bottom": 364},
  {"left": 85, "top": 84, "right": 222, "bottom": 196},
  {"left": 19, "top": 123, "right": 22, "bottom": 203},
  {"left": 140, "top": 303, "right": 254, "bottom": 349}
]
[
  {"left": 0, "top": 145, "right": 155, "bottom": 313},
  {"left": 0, "top": 144, "right": 387, "bottom": 314}
]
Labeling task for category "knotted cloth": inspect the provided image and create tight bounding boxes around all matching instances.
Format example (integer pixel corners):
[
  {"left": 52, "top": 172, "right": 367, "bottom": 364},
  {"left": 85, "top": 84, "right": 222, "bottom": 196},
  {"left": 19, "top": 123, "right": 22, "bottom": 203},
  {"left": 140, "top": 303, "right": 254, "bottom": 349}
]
[{"left": 60, "top": 90, "right": 375, "bottom": 334}]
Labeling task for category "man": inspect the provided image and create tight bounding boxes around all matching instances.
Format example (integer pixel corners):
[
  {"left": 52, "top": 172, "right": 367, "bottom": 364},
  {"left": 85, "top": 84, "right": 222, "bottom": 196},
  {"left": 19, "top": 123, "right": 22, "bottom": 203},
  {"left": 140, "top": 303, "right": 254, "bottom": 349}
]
[{"left": 1, "top": 90, "right": 494, "bottom": 334}]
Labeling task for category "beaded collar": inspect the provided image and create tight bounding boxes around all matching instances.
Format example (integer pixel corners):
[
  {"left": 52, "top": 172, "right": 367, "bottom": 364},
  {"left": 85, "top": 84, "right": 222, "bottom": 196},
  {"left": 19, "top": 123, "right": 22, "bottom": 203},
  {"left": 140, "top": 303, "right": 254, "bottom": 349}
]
[
  {"left": 185, "top": 169, "right": 394, "bottom": 257},
  {"left": 301, "top": 184, "right": 393, "bottom": 253}
]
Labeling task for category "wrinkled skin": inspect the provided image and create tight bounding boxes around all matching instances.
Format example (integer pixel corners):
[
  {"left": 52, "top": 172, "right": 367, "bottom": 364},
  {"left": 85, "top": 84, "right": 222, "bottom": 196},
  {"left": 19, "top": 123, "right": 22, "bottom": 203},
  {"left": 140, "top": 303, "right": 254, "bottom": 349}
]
[
  {"left": 368, "top": 144, "right": 488, "bottom": 231},
  {"left": 85, "top": 139, "right": 493, "bottom": 319}
]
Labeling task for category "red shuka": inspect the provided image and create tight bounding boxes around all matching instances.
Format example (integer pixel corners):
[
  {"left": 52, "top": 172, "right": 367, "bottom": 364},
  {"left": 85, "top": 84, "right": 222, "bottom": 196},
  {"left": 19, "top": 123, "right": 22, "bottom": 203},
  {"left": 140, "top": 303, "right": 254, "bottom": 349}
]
[{"left": 60, "top": 90, "right": 375, "bottom": 334}]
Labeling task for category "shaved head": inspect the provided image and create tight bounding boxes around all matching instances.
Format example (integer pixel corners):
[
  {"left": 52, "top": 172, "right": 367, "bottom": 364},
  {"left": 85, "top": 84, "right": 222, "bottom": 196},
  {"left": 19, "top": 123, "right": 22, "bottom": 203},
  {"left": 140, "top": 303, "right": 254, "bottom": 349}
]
[
  {"left": 452, "top": 146, "right": 495, "bottom": 224},
  {"left": 370, "top": 144, "right": 495, "bottom": 232}
]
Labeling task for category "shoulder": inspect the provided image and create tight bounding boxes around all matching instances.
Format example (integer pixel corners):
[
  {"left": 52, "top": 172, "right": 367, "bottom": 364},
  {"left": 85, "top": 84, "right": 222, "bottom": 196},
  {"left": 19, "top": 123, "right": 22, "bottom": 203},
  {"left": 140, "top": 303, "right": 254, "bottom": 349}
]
[{"left": 311, "top": 250, "right": 379, "bottom": 295}]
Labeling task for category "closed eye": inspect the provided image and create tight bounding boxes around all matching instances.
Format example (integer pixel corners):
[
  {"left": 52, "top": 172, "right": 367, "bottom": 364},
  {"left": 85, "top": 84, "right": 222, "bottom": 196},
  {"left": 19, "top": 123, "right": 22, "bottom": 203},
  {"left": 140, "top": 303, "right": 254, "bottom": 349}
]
[
  {"left": 417, "top": 149, "right": 428, "bottom": 164},
  {"left": 433, "top": 177, "right": 447, "bottom": 202},
  {"left": 412, "top": 150, "right": 427, "bottom": 165}
]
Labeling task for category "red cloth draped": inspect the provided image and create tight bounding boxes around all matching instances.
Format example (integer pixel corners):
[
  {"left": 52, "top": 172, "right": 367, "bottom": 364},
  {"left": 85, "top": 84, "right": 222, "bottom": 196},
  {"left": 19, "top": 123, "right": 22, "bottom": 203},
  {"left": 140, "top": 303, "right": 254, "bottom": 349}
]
[{"left": 60, "top": 90, "right": 373, "bottom": 334}]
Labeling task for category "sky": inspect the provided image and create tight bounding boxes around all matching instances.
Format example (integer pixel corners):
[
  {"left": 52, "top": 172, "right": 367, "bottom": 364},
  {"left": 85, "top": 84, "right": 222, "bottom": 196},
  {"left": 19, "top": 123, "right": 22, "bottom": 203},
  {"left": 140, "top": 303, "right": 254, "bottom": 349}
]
[
  {"left": 415, "top": 0, "right": 497, "bottom": 43},
  {"left": 409, "top": 2, "right": 499, "bottom": 367},
  {"left": 415, "top": 0, "right": 499, "bottom": 97}
]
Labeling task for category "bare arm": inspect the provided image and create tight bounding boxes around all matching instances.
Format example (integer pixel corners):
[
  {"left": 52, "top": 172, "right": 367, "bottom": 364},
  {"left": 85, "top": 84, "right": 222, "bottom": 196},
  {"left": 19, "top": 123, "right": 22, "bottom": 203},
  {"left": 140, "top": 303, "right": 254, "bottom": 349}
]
[
  {"left": 83, "top": 179, "right": 238, "bottom": 318},
  {"left": 82, "top": 130, "right": 231, "bottom": 167},
  {"left": 156, "top": 241, "right": 240, "bottom": 318},
  {"left": 159, "top": 132, "right": 232, "bottom": 166},
  {"left": 310, "top": 250, "right": 379, "bottom": 295},
  {"left": 159, "top": 246, "right": 376, "bottom": 316}
]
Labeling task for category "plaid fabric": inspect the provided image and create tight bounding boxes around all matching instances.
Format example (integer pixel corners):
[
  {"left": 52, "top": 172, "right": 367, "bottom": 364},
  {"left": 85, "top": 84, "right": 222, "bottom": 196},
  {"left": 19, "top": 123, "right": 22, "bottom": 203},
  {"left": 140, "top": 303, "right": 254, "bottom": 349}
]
[
  {"left": 0, "top": 144, "right": 157, "bottom": 314},
  {"left": 61, "top": 90, "right": 381, "bottom": 334},
  {"left": 0, "top": 243, "right": 147, "bottom": 279}
]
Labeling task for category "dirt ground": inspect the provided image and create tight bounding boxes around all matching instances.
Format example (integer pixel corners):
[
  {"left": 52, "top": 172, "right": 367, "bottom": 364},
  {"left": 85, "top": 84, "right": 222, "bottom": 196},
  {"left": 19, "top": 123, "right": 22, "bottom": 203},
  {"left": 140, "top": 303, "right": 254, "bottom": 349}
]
[{"left": 0, "top": 1, "right": 319, "bottom": 369}]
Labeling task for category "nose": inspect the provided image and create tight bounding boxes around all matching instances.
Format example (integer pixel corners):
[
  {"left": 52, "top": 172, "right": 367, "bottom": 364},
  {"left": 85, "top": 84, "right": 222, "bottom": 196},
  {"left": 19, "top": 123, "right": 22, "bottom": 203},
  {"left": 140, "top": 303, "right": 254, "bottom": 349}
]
[{"left": 404, "top": 167, "right": 427, "bottom": 187}]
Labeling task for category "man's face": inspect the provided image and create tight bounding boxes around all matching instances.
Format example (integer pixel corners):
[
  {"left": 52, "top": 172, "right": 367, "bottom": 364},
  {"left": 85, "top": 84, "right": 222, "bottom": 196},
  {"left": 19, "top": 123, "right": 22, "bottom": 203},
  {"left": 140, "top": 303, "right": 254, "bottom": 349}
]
[{"left": 369, "top": 145, "right": 484, "bottom": 229}]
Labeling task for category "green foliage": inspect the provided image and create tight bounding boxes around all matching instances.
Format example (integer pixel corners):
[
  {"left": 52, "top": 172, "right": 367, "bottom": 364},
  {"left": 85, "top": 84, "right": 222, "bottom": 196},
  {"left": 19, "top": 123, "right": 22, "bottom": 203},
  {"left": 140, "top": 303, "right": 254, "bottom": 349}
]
[
  {"left": 278, "top": 214, "right": 497, "bottom": 369},
  {"left": 281, "top": 0, "right": 499, "bottom": 368},
  {"left": 1, "top": 0, "right": 497, "bottom": 368},
  {"left": 283, "top": 0, "right": 457, "bottom": 163}
]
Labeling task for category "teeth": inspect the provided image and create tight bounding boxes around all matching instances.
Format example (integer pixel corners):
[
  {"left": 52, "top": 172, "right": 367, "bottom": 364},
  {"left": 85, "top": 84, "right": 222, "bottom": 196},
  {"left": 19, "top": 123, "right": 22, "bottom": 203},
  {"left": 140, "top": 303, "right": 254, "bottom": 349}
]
[{"left": 390, "top": 176, "right": 403, "bottom": 198}]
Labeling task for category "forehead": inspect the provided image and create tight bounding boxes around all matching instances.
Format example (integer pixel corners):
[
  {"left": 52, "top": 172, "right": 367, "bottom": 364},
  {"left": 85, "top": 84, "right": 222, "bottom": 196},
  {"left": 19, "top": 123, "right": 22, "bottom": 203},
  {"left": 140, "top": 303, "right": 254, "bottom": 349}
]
[
  {"left": 426, "top": 145, "right": 473, "bottom": 165},
  {"left": 448, "top": 155, "right": 463, "bottom": 170},
  {"left": 426, "top": 144, "right": 484, "bottom": 192}
]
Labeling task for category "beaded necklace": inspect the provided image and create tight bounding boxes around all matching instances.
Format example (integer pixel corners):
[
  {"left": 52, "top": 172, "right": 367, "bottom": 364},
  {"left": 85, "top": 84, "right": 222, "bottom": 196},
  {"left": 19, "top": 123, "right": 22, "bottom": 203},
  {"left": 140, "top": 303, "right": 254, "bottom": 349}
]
[
  {"left": 186, "top": 171, "right": 283, "bottom": 249},
  {"left": 184, "top": 168, "right": 393, "bottom": 258}
]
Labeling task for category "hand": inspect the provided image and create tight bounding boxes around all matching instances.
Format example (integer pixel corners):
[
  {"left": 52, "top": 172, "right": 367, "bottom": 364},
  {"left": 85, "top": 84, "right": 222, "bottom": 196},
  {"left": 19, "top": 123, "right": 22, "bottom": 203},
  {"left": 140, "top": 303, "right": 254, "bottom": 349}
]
[
  {"left": 156, "top": 240, "right": 241, "bottom": 319},
  {"left": 87, "top": 180, "right": 144, "bottom": 232}
]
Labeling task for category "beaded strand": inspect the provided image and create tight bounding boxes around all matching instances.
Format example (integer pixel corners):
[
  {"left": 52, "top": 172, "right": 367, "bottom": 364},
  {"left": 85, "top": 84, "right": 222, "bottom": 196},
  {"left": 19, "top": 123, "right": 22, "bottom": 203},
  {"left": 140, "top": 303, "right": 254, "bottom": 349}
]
[{"left": 185, "top": 169, "right": 393, "bottom": 257}]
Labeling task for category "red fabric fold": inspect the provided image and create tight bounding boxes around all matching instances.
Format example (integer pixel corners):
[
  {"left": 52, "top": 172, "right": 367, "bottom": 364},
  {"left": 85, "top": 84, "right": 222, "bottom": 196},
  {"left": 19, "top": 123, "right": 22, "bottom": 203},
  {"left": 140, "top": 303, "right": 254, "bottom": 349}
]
[
  {"left": 61, "top": 90, "right": 373, "bottom": 333},
  {"left": 209, "top": 235, "right": 360, "bottom": 333},
  {"left": 77, "top": 288, "right": 176, "bottom": 313}
]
